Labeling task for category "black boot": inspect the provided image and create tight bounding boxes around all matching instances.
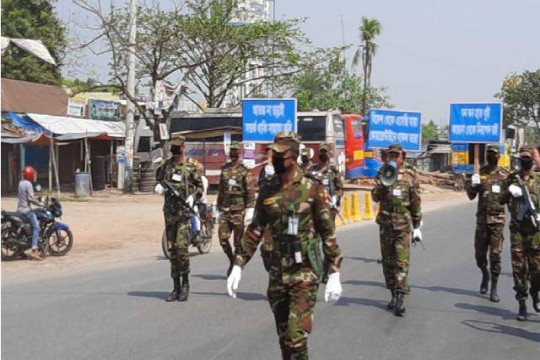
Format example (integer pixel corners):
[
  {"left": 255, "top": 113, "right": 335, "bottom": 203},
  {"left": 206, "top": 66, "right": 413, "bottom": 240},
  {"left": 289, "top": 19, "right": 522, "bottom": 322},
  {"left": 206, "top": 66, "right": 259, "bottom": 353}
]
[
  {"left": 489, "top": 277, "right": 500, "bottom": 303},
  {"left": 321, "top": 259, "right": 329, "bottom": 284},
  {"left": 223, "top": 246, "right": 235, "bottom": 277},
  {"left": 387, "top": 290, "right": 395, "bottom": 310},
  {"left": 178, "top": 274, "right": 190, "bottom": 302},
  {"left": 517, "top": 300, "right": 527, "bottom": 321},
  {"left": 480, "top": 267, "right": 490, "bottom": 295},
  {"left": 394, "top": 293, "right": 405, "bottom": 316},
  {"left": 530, "top": 289, "right": 540, "bottom": 313},
  {"left": 166, "top": 276, "right": 180, "bottom": 302}
]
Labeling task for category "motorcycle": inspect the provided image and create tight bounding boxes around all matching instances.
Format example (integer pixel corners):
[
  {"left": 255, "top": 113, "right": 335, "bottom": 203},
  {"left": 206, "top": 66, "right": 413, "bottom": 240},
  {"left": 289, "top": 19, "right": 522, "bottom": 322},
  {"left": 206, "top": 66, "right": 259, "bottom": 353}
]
[
  {"left": 1, "top": 197, "right": 74, "bottom": 260},
  {"left": 161, "top": 201, "right": 215, "bottom": 259}
]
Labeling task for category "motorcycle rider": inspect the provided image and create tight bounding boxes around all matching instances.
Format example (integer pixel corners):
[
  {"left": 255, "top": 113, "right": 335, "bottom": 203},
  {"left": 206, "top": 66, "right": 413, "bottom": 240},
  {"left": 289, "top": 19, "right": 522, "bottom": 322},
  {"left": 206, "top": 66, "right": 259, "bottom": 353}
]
[{"left": 17, "top": 166, "right": 44, "bottom": 261}]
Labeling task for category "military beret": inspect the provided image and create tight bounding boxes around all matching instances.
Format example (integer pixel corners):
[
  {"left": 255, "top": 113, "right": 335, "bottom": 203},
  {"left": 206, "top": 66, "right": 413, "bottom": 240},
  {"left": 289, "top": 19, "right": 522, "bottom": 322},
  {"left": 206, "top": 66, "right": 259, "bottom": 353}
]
[
  {"left": 230, "top": 141, "right": 241, "bottom": 150},
  {"left": 387, "top": 144, "right": 403, "bottom": 154},
  {"left": 486, "top": 144, "right": 500, "bottom": 154},
  {"left": 170, "top": 134, "right": 186, "bottom": 146},
  {"left": 519, "top": 146, "right": 533, "bottom": 158},
  {"left": 319, "top": 142, "right": 330, "bottom": 152},
  {"left": 268, "top": 131, "right": 300, "bottom": 154}
]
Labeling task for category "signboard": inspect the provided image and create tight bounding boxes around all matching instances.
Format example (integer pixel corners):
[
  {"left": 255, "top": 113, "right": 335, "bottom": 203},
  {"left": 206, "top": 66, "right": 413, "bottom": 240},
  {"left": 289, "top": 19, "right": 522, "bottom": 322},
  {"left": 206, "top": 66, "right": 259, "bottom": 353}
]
[
  {"left": 89, "top": 99, "right": 121, "bottom": 121},
  {"left": 449, "top": 103, "right": 502, "bottom": 143},
  {"left": 67, "top": 99, "right": 86, "bottom": 117},
  {"left": 366, "top": 109, "right": 422, "bottom": 150},
  {"left": 223, "top": 132, "right": 231, "bottom": 156},
  {"left": 242, "top": 141, "right": 256, "bottom": 168},
  {"left": 242, "top": 98, "right": 296, "bottom": 142}
]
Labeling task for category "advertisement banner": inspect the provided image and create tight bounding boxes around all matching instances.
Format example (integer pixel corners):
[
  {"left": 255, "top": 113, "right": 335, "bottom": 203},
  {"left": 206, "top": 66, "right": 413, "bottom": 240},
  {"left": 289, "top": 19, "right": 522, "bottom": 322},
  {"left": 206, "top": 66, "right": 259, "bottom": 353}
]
[
  {"left": 449, "top": 103, "right": 502, "bottom": 143},
  {"left": 366, "top": 109, "right": 422, "bottom": 150},
  {"left": 242, "top": 99, "right": 296, "bottom": 142},
  {"left": 89, "top": 99, "right": 121, "bottom": 121}
]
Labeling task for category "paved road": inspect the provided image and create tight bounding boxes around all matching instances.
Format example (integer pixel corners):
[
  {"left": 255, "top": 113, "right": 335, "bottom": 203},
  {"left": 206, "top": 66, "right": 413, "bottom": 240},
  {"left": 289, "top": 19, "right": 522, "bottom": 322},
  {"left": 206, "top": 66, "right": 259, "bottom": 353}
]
[{"left": 2, "top": 201, "right": 539, "bottom": 360}]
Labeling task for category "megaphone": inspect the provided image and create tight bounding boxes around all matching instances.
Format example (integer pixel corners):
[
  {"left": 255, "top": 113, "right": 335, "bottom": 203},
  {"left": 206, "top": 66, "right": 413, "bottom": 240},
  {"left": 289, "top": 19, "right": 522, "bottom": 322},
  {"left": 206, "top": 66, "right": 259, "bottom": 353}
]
[{"left": 379, "top": 164, "right": 398, "bottom": 187}]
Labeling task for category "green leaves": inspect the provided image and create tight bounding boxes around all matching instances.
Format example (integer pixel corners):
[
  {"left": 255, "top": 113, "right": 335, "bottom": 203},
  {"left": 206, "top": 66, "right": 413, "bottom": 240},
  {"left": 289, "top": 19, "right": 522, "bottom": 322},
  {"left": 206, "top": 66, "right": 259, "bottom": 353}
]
[{"left": 422, "top": 120, "right": 439, "bottom": 145}]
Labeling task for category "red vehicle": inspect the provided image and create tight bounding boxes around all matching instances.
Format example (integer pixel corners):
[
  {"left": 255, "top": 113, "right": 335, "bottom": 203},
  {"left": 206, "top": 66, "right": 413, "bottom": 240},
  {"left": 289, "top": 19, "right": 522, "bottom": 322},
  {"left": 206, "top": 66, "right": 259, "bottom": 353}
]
[{"left": 342, "top": 114, "right": 365, "bottom": 179}]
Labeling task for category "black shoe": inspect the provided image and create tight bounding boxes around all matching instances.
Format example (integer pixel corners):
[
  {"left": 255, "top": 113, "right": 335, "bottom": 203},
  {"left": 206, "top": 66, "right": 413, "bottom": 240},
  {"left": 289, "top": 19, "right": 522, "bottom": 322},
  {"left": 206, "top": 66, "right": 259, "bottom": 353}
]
[
  {"left": 530, "top": 289, "right": 540, "bottom": 313},
  {"left": 321, "top": 271, "right": 329, "bottom": 284},
  {"left": 517, "top": 300, "right": 527, "bottom": 321},
  {"left": 489, "top": 278, "right": 500, "bottom": 303},
  {"left": 166, "top": 277, "right": 180, "bottom": 302},
  {"left": 178, "top": 276, "right": 190, "bottom": 302},
  {"left": 480, "top": 268, "right": 490, "bottom": 295},
  {"left": 387, "top": 291, "right": 395, "bottom": 310},
  {"left": 227, "top": 259, "right": 234, "bottom": 277},
  {"left": 394, "top": 293, "right": 405, "bottom": 316}
]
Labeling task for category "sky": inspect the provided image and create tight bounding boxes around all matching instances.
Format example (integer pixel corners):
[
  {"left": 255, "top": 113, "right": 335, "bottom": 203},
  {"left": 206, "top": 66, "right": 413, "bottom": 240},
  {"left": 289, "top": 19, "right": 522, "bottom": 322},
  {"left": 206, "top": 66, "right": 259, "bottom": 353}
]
[{"left": 56, "top": 0, "right": 540, "bottom": 127}]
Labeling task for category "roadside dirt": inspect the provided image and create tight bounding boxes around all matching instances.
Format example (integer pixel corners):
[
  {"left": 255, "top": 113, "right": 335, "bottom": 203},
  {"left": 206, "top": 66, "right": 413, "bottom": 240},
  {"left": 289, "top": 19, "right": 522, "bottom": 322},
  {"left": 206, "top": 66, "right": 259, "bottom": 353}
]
[{"left": 1, "top": 187, "right": 467, "bottom": 281}]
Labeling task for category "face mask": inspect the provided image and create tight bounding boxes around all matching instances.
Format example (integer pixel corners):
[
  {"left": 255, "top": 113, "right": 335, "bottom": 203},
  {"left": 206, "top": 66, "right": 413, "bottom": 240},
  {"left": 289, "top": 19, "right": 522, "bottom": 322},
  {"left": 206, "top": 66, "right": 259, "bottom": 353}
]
[
  {"left": 230, "top": 153, "right": 239, "bottom": 161},
  {"left": 301, "top": 156, "right": 309, "bottom": 164},
  {"left": 521, "top": 158, "right": 533, "bottom": 170},
  {"left": 389, "top": 160, "right": 397, "bottom": 169},
  {"left": 487, "top": 153, "right": 499, "bottom": 166},
  {"left": 273, "top": 157, "right": 288, "bottom": 174},
  {"left": 319, "top": 154, "right": 328, "bottom": 162},
  {"left": 171, "top": 146, "right": 182, "bottom": 156}
]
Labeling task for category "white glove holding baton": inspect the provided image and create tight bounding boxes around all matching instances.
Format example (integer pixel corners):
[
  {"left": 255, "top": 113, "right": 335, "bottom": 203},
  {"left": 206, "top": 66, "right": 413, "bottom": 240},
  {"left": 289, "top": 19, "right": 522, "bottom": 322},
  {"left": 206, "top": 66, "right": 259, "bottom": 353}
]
[
  {"left": 324, "top": 272, "right": 342, "bottom": 302},
  {"left": 471, "top": 174, "right": 481, "bottom": 187},
  {"left": 509, "top": 184, "right": 523, "bottom": 198},
  {"left": 154, "top": 183, "right": 165, "bottom": 195},
  {"left": 227, "top": 265, "right": 242, "bottom": 299}
]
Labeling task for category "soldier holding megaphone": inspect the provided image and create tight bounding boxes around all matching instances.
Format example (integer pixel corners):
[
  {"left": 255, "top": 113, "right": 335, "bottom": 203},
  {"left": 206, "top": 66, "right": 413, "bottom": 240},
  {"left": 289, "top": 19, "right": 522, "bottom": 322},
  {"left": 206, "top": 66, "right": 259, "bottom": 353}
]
[{"left": 372, "top": 144, "right": 423, "bottom": 316}]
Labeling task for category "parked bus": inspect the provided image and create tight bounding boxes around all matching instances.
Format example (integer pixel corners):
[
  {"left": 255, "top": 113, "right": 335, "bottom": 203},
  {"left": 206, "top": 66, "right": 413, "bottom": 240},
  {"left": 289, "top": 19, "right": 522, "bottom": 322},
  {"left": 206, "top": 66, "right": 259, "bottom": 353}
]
[
  {"left": 166, "top": 108, "right": 345, "bottom": 184},
  {"left": 342, "top": 114, "right": 365, "bottom": 179}
]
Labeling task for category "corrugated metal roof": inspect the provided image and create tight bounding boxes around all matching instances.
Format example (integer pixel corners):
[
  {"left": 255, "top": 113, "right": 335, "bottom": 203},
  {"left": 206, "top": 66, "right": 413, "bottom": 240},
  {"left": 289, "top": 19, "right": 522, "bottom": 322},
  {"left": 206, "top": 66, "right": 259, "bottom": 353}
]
[
  {"left": 26, "top": 113, "right": 125, "bottom": 138},
  {"left": 1, "top": 78, "right": 69, "bottom": 116}
]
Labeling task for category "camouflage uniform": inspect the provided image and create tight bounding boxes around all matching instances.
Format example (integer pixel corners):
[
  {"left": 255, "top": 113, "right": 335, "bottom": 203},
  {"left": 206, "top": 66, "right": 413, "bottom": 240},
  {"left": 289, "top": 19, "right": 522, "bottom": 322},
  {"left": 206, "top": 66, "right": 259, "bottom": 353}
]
[
  {"left": 500, "top": 149, "right": 540, "bottom": 306},
  {"left": 465, "top": 147, "right": 508, "bottom": 286},
  {"left": 235, "top": 133, "right": 343, "bottom": 360},
  {"left": 372, "top": 145, "right": 422, "bottom": 296},
  {"left": 217, "top": 142, "right": 255, "bottom": 263},
  {"left": 156, "top": 138, "right": 203, "bottom": 282},
  {"left": 299, "top": 147, "right": 312, "bottom": 173}
]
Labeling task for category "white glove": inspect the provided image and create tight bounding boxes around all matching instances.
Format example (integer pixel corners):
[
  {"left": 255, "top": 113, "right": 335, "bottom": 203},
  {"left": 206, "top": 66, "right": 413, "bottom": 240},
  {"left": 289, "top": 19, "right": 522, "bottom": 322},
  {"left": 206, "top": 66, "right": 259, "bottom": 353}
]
[
  {"left": 412, "top": 228, "right": 422, "bottom": 242},
  {"left": 186, "top": 195, "right": 194, "bottom": 208},
  {"left": 331, "top": 195, "right": 338, "bottom": 208},
  {"left": 154, "top": 183, "right": 165, "bottom": 195},
  {"left": 227, "top": 265, "right": 242, "bottom": 299},
  {"left": 244, "top": 207, "right": 254, "bottom": 223},
  {"left": 324, "top": 272, "right": 342, "bottom": 302},
  {"left": 264, "top": 165, "right": 275, "bottom": 177},
  {"left": 509, "top": 184, "right": 523, "bottom": 198},
  {"left": 471, "top": 174, "right": 481, "bottom": 187}
]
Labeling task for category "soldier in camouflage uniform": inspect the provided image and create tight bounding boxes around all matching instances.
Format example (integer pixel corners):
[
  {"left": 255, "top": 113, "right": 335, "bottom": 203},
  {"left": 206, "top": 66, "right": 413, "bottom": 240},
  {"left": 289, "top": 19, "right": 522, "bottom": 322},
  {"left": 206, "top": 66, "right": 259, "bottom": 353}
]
[
  {"left": 156, "top": 135, "right": 203, "bottom": 302},
  {"left": 372, "top": 144, "right": 422, "bottom": 316},
  {"left": 310, "top": 142, "right": 344, "bottom": 283},
  {"left": 217, "top": 141, "right": 255, "bottom": 276},
  {"left": 500, "top": 146, "right": 540, "bottom": 321},
  {"left": 226, "top": 132, "right": 343, "bottom": 360},
  {"left": 299, "top": 147, "right": 313, "bottom": 172},
  {"left": 466, "top": 144, "right": 508, "bottom": 302}
]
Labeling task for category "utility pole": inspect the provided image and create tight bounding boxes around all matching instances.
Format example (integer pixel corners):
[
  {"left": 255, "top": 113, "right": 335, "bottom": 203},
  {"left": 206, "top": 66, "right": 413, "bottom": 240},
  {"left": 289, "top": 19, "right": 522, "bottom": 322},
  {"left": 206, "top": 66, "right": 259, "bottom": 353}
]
[{"left": 124, "top": 0, "right": 137, "bottom": 193}]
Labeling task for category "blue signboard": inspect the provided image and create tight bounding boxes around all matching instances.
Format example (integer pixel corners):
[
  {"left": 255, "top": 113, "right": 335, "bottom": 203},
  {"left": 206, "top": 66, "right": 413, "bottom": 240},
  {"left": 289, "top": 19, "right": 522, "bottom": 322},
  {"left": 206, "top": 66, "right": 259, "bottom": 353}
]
[
  {"left": 449, "top": 103, "right": 502, "bottom": 143},
  {"left": 242, "top": 99, "right": 296, "bottom": 142},
  {"left": 366, "top": 109, "right": 422, "bottom": 150}
]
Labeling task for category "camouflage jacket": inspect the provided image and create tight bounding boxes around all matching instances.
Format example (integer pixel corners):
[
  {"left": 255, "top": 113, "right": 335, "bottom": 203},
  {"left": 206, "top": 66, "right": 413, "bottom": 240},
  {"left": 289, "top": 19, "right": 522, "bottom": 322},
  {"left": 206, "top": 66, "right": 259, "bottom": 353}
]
[
  {"left": 235, "top": 165, "right": 343, "bottom": 282},
  {"left": 156, "top": 157, "right": 203, "bottom": 219},
  {"left": 309, "top": 163, "right": 344, "bottom": 200},
  {"left": 372, "top": 165, "right": 422, "bottom": 230},
  {"left": 466, "top": 165, "right": 508, "bottom": 225},
  {"left": 500, "top": 170, "right": 540, "bottom": 233},
  {"left": 217, "top": 162, "right": 255, "bottom": 213}
]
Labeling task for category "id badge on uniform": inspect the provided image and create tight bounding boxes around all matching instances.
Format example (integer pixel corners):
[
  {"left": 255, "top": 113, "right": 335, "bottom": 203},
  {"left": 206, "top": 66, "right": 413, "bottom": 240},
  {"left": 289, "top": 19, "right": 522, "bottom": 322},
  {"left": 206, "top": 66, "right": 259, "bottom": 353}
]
[
  {"left": 172, "top": 173, "right": 182, "bottom": 182},
  {"left": 287, "top": 216, "right": 299, "bottom": 236},
  {"left": 228, "top": 179, "right": 237, "bottom": 186},
  {"left": 393, "top": 188, "right": 402, "bottom": 197},
  {"left": 492, "top": 184, "right": 501, "bottom": 193}
]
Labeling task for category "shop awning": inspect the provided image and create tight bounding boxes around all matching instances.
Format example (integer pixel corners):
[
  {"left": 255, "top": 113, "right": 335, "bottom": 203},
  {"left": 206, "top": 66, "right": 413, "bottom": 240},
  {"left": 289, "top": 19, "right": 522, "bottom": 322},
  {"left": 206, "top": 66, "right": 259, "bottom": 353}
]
[
  {"left": 172, "top": 126, "right": 242, "bottom": 140},
  {"left": 26, "top": 113, "right": 125, "bottom": 138}
]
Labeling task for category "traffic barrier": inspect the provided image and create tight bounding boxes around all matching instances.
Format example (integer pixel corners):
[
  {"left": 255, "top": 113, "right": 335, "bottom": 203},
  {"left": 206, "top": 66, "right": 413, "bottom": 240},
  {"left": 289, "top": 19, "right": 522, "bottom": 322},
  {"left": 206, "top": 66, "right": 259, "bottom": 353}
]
[
  {"left": 342, "top": 194, "right": 351, "bottom": 222},
  {"left": 362, "top": 191, "right": 375, "bottom": 220},
  {"left": 352, "top": 192, "right": 362, "bottom": 221}
]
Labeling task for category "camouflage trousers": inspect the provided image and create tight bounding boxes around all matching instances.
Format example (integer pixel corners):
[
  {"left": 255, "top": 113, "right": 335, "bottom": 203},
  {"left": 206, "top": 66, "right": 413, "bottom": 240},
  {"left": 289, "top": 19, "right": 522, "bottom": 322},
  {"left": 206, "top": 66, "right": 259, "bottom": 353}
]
[
  {"left": 379, "top": 224, "right": 411, "bottom": 294},
  {"left": 218, "top": 211, "right": 245, "bottom": 260},
  {"left": 474, "top": 223, "right": 504, "bottom": 277},
  {"left": 510, "top": 231, "right": 540, "bottom": 301},
  {"left": 165, "top": 218, "right": 191, "bottom": 278},
  {"left": 267, "top": 272, "right": 319, "bottom": 360}
]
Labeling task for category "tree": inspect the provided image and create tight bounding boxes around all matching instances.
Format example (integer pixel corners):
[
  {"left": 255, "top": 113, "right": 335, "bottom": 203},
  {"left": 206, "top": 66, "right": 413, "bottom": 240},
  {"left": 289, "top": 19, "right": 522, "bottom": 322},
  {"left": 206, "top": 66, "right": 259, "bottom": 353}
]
[
  {"left": 422, "top": 120, "right": 439, "bottom": 145},
  {"left": 352, "top": 17, "right": 382, "bottom": 115},
  {"left": 180, "top": 0, "right": 305, "bottom": 109},
  {"left": 1, "top": 0, "right": 67, "bottom": 84},
  {"left": 496, "top": 69, "right": 540, "bottom": 134},
  {"left": 292, "top": 48, "right": 391, "bottom": 113}
]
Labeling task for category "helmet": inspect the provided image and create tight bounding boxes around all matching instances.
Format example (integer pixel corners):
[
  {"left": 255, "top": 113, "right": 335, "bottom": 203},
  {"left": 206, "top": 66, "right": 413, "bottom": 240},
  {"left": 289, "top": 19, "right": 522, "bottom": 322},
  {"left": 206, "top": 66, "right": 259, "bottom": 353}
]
[{"left": 22, "top": 166, "right": 36, "bottom": 181}]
